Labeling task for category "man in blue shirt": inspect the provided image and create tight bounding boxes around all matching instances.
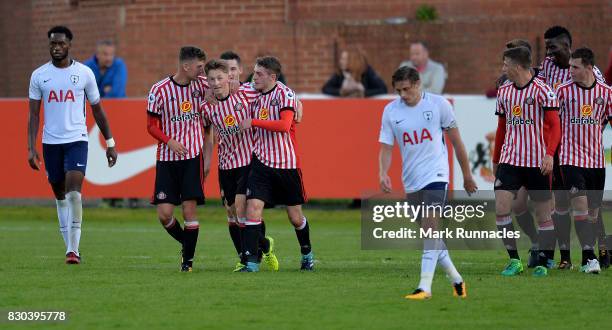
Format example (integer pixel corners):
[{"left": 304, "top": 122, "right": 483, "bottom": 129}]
[{"left": 84, "top": 40, "right": 127, "bottom": 98}]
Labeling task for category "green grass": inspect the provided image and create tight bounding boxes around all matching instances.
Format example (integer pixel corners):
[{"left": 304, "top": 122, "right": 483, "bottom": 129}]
[{"left": 0, "top": 206, "right": 610, "bottom": 329}]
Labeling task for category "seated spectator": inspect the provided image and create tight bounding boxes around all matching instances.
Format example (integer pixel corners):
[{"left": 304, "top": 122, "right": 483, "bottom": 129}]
[
  {"left": 84, "top": 40, "right": 127, "bottom": 98},
  {"left": 322, "top": 47, "right": 387, "bottom": 97},
  {"left": 399, "top": 42, "right": 447, "bottom": 94}
]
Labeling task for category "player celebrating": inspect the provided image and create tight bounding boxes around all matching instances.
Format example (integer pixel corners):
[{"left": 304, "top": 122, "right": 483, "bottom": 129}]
[
  {"left": 200, "top": 59, "right": 278, "bottom": 271},
  {"left": 27, "top": 26, "right": 117, "bottom": 264},
  {"left": 493, "top": 46, "right": 561, "bottom": 277},
  {"left": 239, "top": 56, "right": 313, "bottom": 272},
  {"left": 539, "top": 26, "right": 608, "bottom": 269},
  {"left": 378, "top": 66, "right": 477, "bottom": 300},
  {"left": 556, "top": 48, "right": 612, "bottom": 274},
  {"left": 495, "top": 39, "right": 542, "bottom": 268},
  {"left": 146, "top": 46, "right": 213, "bottom": 272},
  {"left": 220, "top": 51, "right": 244, "bottom": 82}
]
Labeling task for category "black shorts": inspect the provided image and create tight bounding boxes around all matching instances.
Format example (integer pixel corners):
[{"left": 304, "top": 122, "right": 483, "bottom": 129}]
[
  {"left": 406, "top": 182, "right": 448, "bottom": 207},
  {"left": 552, "top": 153, "right": 565, "bottom": 191},
  {"left": 151, "top": 155, "right": 205, "bottom": 206},
  {"left": 560, "top": 165, "right": 605, "bottom": 209},
  {"left": 495, "top": 163, "right": 552, "bottom": 201},
  {"left": 246, "top": 156, "right": 307, "bottom": 206},
  {"left": 42, "top": 141, "right": 88, "bottom": 184},
  {"left": 219, "top": 165, "right": 250, "bottom": 207}
]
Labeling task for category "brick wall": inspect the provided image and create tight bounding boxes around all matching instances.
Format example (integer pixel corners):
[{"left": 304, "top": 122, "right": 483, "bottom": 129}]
[{"left": 2, "top": 0, "right": 611, "bottom": 97}]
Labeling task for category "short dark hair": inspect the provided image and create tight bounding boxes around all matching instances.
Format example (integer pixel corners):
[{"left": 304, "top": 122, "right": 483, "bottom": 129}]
[
  {"left": 48, "top": 26, "right": 73, "bottom": 40},
  {"left": 411, "top": 41, "right": 429, "bottom": 50},
  {"left": 503, "top": 46, "right": 531, "bottom": 69},
  {"left": 544, "top": 26, "right": 572, "bottom": 47},
  {"left": 255, "top": 56, "right": 282, "bottom": 77},
  {"left": 505, "top": 39, "right": 531, "bottom": 52},
  {"left": 392, "top": 66, "right": 420, "bottom": 87},
  {"left": 179, "top": 46, "right": 206, "bottom": 62},
  {"left": 204, "top": 59, "right": 229, "bottom": 75},
  {"left": 220, "top": 51, "right": 241, "bottom": 65},
  {"left": 571, "top": 47, "right": 595, "bottom": 67}
]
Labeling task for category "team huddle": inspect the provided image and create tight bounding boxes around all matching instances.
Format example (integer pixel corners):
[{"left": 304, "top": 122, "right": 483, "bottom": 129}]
[
  {"left": 28, "top": 26, "right": 313, "bottom": 273},
  {"left": 28, "top": 24, "right": 610, "bottom": 298}
]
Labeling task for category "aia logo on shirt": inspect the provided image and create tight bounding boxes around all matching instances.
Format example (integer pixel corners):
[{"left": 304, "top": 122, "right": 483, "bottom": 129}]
[
  {"left": 403, "top": 129, "right": 432, "bottom": 145},
  {"left": 48, "top": 89, "right": 75, "bottom": 103}
]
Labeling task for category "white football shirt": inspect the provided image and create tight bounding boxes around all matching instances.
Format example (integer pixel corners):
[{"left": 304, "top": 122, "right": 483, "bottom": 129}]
[
  {"left": 29, "top": 60, "right": 100, "bottom": 144},
  {"left": 379, "top": 93, "right": 456, "bottom": 192}
]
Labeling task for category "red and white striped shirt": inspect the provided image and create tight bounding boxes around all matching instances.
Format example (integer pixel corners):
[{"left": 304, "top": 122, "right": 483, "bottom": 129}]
[
  {"left": 557, "top": 80, "right": 612, "bottom": 168},
  {"left": 537, "top": 57, "right": 604, "bottom": 89},
  {"left": 147, "top": 76, "right": 209, "bottom": 161},
  {"left": 201, "top": 84, "right": 259, "bottom": 170},
  {"left": 496, "top": 77, "right": 560, "bottom": 167},
  {"left": 252, "top": 82, "right": 299, "bottom": 169}
]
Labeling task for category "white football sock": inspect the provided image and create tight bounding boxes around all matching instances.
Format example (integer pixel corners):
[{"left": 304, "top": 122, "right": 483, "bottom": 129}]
[
  {"left": 66, "top": 191, "right": 82, "bottom": 256},
  {"left": 417, "top": 248, "right": 439, "bottom": 293},
  {"left": 438, "top": 249, "right": 463, "bottom": 284},
  {"left": 55, "top": 199, "right": 70, "bottom": 252}
]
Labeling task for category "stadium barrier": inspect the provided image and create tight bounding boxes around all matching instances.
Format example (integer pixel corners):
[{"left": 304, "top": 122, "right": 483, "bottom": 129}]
[{"left": 3, "top": 96, "right": 612, "bottom": 199}]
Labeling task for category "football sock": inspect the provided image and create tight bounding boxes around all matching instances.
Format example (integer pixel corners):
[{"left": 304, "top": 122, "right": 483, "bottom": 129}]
[
  {"left": 228, "top": 218, "right": 242, "bottom": 256},
  {"left": 244, "top": 219, "right": 263, "bottom": 263},
  {"left": 66, "top": 191, "right": 82, "bottom": 256},
  {"left": 537, "top": 219, "right": 555, "bottom": 266},
  {"left": 258, "top": 220, "right": 269, "bottom": 256},
  {"left": 515, "top": 210, "right": 538, "bottom": 247},
  {"left": 163, "top": 217, "right": 184, "bottom": 244},
  {"left": 595, "top": 210, "right": 607, "bottom": 249},
  {"left": 183, "top": 220, "right": 200, "bottom": 264},
  {"left": 418, "top": 245, "right": 439, "bottom": 293},
  {"left": 552, "top": 209, "right": 571, "bottom": 261},
  {"left": 55, "top": 198, "right": 70, "bottom": 252},
  {"left": 294, "top": 217, "right": 312, "bottom": 255},
  {"left": 496, "top": 214, "right": 519, "bottom": 259},
  {"left": 438, "top": 249, "right": 463, "bottom": 284},
  {"left": 238, "top": 218, "right": 247, "bottom": 263},
  {"left": 574, "top": 211, "right": 596, "bottom": 265}
]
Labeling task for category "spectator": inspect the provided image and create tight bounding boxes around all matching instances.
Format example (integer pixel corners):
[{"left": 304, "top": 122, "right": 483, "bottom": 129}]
[
  {"left": 322, "top": 47, "right": 387, "bottom": 97},
  {"left": 84, "top": 40, "right": 127, "bottom": 98},
  {"left": 399, "top": 42, "right": 447, "bottom": 94}
]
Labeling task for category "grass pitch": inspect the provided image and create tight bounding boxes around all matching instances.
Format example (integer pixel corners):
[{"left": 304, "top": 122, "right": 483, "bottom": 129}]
[{"left": 1, "top": 206, "right": 610, "bottom": 329}]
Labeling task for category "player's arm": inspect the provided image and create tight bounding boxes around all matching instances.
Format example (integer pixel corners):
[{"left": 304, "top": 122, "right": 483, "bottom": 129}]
[
  {"left": 446, "top": 127, "right": 477, "bottom": 194},
  {"left": 202, "top": 124, "right": 213, "bottom": 179},
  {"left": 492, "top": 115, "right": 506, "bottom": 174},
  {"left": 541, "top": 89, "right": 561, "bottom": 175},
  {"left": 241, "top": 108, "right": 294, "bottom": 132},
  {"left": 378, "top": 143, "right": 393, "bottom": 193},
  {"left": 27, "top": 98, "right": 42, "bottom": 170},
  {"left": 91, "top": 102, "right": 117, "bottom": 167},
  {"left": 295, "top": 99, "right": 303, "bottom": 123}
]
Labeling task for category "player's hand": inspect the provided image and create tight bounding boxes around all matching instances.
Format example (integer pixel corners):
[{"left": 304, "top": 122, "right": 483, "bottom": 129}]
[
  {"left": 463, "top": 175, "right": 478, "bottom": 196},
  {"left": 240, "top": 118, "right": 252, "bottom": 131},
  {"left": 492, "top": 162, "right": 498, "bottom": 176},
  {"left": 295, "top": 101, "right": 303, "bottom": 123},
  {"left": 106, "top": 147, "right": 117, "bottom": 167},
  {"left": 168, "top": 139, "right": 188, "bottom": 157},
  {"left": 229, "top": 80, "right": 240, "bottom": 94},
  {"left": 204, "top": 88, "right": 217, "bottom": 105},
  {"left": 379, "top": 173, "right": 392, "bottom": 193},
  {"left": 540, "top": 154, "right": 553, "bottom": 175},
  {"left": 28, "top": 149, "right": 41, "bottom": 171}
]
